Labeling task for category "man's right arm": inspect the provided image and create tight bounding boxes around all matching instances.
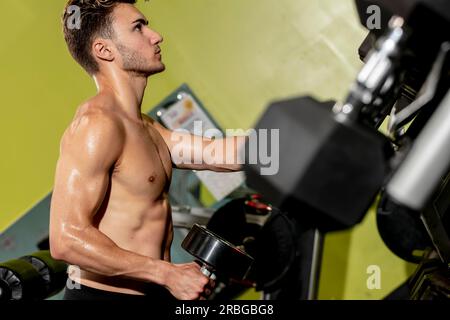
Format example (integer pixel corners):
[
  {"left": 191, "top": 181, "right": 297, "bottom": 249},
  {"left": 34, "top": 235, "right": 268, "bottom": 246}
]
[{"left": 49, "top": 110, "right": 171, "bottom": 286}]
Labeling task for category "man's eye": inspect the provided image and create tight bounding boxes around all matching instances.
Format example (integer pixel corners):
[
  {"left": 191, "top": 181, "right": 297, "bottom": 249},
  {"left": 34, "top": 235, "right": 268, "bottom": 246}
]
[{"left": 135, "top": 24, "right": 142, "bottom": 31}]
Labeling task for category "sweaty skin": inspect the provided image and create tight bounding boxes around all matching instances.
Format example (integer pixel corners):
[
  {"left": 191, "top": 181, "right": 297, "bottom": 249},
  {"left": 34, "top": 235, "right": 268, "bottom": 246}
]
[{"left": 50, "top": 3, "right": 245, "bottom": 300}]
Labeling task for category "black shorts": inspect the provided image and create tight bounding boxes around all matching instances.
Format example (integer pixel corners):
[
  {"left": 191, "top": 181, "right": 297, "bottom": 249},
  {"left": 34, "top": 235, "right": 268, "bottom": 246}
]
[{"left": 63, "top": 282, "right": 177, "bottom": 301}]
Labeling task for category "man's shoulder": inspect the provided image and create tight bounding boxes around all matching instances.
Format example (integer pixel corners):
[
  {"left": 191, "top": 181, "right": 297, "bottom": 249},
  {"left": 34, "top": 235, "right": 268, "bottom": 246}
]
[
  {"left": 74, "top": 92, "right": 124, "bottom": 127},
  {"left": 61, "top": 101, "right": 124, "bottom": 150},
  {"left": 76, "top": 94, "right": 120, "bottom": 121}
]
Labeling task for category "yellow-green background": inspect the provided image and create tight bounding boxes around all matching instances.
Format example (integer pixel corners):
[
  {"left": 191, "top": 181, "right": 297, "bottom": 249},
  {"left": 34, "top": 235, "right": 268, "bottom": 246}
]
[{"left": 0, "top": 0, "right": 414, "bottom": 299}]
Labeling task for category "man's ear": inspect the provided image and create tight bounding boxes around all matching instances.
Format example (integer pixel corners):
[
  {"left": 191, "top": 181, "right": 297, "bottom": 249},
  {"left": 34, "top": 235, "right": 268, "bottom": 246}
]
[{"left": 92, "top": 38, "right": 115, "bottom": 62}]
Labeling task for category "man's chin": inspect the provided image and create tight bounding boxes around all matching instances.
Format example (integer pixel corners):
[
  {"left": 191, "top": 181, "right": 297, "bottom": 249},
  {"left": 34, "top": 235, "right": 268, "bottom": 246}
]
[
  {"left": 157, "top": 62, "right": 166, "bottom": 73},
  {"left": 144, "top": 63, "right": 166, "bottom": 76}
]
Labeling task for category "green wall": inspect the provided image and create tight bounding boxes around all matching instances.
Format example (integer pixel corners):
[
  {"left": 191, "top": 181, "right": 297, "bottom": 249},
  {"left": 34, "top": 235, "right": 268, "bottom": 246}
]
[{"left": 0, "top": 0, "right": 413, "bottom": 299}]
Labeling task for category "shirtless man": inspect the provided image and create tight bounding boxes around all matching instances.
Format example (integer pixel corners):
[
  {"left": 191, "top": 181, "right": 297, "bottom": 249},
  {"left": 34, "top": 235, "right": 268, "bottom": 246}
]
[{"left": 50, "top": 0, "right": 245, "bottom": 300}]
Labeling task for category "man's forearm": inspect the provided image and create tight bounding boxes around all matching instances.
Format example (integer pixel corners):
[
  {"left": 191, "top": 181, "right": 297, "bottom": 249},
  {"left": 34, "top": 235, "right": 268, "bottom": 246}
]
[{"left": 51, "top": 225, "right": 171, "bottom": 286}]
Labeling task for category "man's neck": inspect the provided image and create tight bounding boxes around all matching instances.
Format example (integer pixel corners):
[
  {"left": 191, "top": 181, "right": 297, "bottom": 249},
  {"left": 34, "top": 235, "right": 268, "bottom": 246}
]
[{"left": 93, "top": 69, "right": 147, "bottom": 121}]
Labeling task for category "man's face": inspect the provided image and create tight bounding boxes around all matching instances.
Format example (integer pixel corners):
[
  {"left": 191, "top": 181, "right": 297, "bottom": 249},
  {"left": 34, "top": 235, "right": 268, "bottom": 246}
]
[{"left": 110, "top": 4, "right": 165, "bottom": 76}]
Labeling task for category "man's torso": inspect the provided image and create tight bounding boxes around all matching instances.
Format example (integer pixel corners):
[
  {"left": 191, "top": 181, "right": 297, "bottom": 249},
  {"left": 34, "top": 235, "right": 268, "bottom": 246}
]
[{"left": 66, "top": 97, "right": 174, "bottom": 294}]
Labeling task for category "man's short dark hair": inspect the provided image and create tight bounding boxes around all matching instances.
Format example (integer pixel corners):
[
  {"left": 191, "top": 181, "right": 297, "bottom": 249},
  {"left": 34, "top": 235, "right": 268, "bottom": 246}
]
[{"left": 62, "top": 0, "right": 137, "bottom": 75}]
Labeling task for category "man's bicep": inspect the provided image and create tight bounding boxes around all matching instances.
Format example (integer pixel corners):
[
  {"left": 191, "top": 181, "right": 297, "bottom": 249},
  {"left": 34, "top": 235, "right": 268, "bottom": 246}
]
[
  {"left": 51, "top": 154, "right": 111, "bottom": 226},
  {"left": 50, "top": 114, "right": 123, "bottom": 227}
]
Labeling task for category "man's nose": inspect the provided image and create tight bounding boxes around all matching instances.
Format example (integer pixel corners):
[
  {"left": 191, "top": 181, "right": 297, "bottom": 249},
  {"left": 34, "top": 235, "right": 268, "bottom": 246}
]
[{"left": 150, "top": 29, "right": 163, "bottom": 44}]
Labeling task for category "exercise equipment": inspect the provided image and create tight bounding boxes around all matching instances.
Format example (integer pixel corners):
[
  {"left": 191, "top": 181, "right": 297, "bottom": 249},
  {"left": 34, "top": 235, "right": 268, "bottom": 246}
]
[
  {"left": 376, "top": 191, "right": 433, "bottom": 264},
  {"left": 242, "top": 0, "right": 450, "bottom": 300},
  {"left": 204, "top": 195, "right": 321, "bottom": 300},
  {"left": 244, "top": 96, "right": 393, "bottom": 232},
  {"left": 0, "top": 250, "right": 67, "bottom": 301},
  {"left": 206, "top": 195, "right": 301, "bottom": 298},
  {"left": 181, "top": 224, "right": 254, "bottom": 281},
  {"left": 0, "top": 258, "right": 44, "bottom": 301},
  {"left": 20, "top": 250, "right": 68, "bottom": 299},
  {"left": 409, "top": 250, "right": 450, "bottom": 300}
]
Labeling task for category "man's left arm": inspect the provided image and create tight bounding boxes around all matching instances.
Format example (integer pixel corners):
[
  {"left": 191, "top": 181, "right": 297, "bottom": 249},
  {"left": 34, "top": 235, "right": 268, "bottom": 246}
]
[{"left": 143, "top": 114, "right": 246, "bottom": 172}]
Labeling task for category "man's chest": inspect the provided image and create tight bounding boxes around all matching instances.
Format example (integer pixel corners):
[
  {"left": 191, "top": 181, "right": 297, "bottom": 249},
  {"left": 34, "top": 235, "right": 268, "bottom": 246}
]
[{"left": 113, "top": 124, "right": 173, "bottom": 197}]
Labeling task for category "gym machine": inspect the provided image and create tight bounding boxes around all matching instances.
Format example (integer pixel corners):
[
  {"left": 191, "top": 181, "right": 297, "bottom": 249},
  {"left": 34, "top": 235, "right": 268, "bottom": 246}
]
[{"left": 243, "top": 0, "right": 450, "bottom": 299}]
